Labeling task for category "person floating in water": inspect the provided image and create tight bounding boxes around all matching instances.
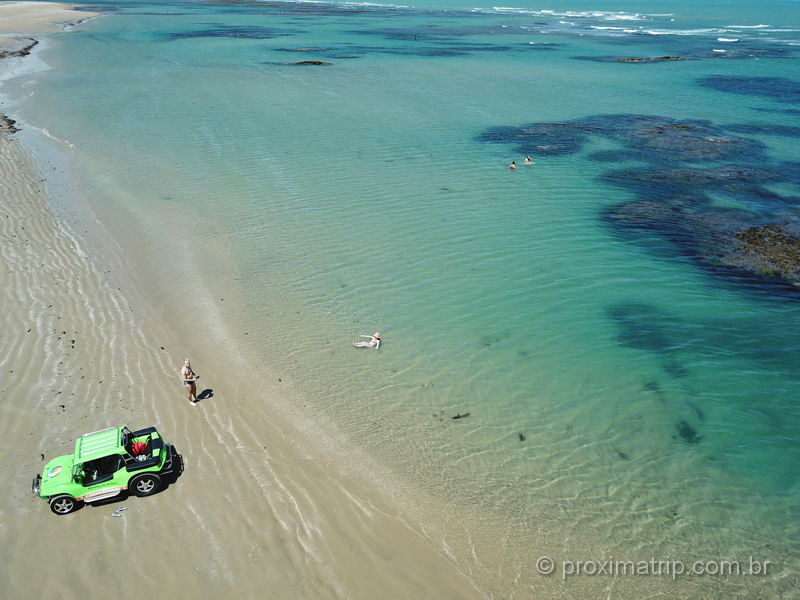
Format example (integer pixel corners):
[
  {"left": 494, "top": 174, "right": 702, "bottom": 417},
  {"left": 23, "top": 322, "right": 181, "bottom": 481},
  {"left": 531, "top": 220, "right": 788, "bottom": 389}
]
[
  {"left": 509, "top": 160, "right": 517, "bottom": 170},
  {"left": 524, "top": 156, "right": 533, "bottom": 165},
  {"left": 353, "top": 332, "right": 381, "bottom": 349}
]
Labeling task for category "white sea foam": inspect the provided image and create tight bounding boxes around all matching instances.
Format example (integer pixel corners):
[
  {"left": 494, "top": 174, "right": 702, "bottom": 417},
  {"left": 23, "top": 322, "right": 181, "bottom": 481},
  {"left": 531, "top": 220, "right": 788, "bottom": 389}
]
[
  {"left": 489, "top": 7, "right": 647, "bottom": 20},
  {"left": 601, "top": 13, "right": 645, "bottom": 21},
  {"left": 283, "top": 0, "right": 410, "bottom": 7},
  {"left": 712, "top": 49, "right": 727, "bottom": 52},
  {"left": 726, "top": 24, "right": 770, "bottom": 28},
  {"left": 761, "top": 38, "right": 800, "bottom": 45},
  {"left": 26, "top": 125, "right": 77, "bottom": 150},
  {"left": 717, "top": 37, "right": 739, "bottom": 42},
  {"left": 339, "top": 1, "right": 410, "bottom": 7},
  {"left": 587, "top": 25, "right": 637, "bottom": 36},
  {"left": 644, "top": 28, "right": 724, "bottom": 36}
]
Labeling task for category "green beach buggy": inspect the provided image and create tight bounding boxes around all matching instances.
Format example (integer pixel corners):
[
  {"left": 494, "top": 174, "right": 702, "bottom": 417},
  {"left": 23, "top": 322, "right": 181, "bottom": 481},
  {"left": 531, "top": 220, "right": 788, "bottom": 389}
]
[{"left": 32, "top": 426, "right": 182, "bottom": 515}]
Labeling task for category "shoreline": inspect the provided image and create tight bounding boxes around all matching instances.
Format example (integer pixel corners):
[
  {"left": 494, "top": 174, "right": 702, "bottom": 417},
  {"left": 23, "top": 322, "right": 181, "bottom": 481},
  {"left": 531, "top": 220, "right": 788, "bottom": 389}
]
[{"left": 0, "top": 4, "right": 487, "bottom": 599}]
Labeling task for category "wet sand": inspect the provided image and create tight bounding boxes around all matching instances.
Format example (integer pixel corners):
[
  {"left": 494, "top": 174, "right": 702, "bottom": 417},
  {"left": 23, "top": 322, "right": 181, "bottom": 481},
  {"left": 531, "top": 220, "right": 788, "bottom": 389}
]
[
  {"left": 0, "top": 5, "right": 483, "bottom": 599},
  {"left": 0, "top": 1, "right": 95, "bottom": 34}
]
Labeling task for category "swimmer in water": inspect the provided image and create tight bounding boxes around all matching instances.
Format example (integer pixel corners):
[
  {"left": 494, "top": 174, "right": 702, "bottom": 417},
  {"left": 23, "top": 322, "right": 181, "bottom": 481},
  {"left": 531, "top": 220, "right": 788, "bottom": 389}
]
[
  {"left": 509, "top": 160, "right": 517, "bottom": 170},
  {"left": 524, "top": 156, "right": 533, "bottom": 165},
  {"left": 353, "top": 332, "right": 381, "bottom": 349}
]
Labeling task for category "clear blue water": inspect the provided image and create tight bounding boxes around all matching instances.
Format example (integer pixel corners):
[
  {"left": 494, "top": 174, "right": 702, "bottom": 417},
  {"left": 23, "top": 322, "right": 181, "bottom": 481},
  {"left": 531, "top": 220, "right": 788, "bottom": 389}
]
[{"left": 9, "top": 0, "right": 800, "bottom": 594}]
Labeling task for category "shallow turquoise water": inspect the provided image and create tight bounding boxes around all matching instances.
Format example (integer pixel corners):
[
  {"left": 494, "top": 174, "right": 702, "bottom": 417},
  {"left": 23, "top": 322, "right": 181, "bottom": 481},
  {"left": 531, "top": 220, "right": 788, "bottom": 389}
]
[{"left": 10, "top": 0, "right": 800, "bottom": 593}]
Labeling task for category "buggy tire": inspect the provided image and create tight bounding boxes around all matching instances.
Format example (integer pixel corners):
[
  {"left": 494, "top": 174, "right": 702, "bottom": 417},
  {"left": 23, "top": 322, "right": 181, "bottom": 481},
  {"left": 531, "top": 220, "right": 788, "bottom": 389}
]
[
  {"left": 50, "top": 495, "right": 79, "bottom": 515},
  {"left": 129, "top": 473, "right": 161, "bottom": 497}
]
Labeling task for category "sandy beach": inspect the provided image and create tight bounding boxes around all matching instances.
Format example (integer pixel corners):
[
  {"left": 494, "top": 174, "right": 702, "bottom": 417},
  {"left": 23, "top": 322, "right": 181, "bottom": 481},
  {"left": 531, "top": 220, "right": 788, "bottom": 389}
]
[
  {"left": 0, "top": 4, "right": 484, "bottom": 598},
  {"left": 0, "top": 1, "right": 94, "bottom": 34}
]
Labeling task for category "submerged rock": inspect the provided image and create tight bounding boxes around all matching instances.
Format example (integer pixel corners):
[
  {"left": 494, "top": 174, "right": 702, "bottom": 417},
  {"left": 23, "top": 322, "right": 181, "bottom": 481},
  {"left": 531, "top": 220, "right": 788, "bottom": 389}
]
[
  {"left": 619, "top": 56, "right": 686, "bottom": 62},
  {"left": 290, "top": 60, "right": 333, "bottom": 66},
  {"left": 698, "top": 75, "right": 800, "bottom": 104},
  {"left": 278, "top": 47, "right": 329, "bottom": 52},
  {"left": 607, "top": 303, "right": 691, "bottom": 377},
  {"left": 575, "top": 55, "right": 689, "bottom": 63},
  {"left": 723, "top": 123, "right": 800, "bottom": 137},
  {"left": 643, "top": 381, "right": 660, "bottom": 393},
  {"left": 479, "top": 114, "right": 765, "bottom": 162},
  {"left": 574, "top": 45, "right": 793, "bottom": 63},
  {"left": 480, "top": 113, "right": 800, "bottom": 293},
  {"left": 169, "top": 26, "right": 300, "bottom": 40},
  {"left": 0, "top": 38, "right": 38, "bottom": 59},
  {"left": 732, "top": 224, "right": 800, "bottom": 284},
  {"left": 607, "top": 303, "right": 675, "bottom": 354},
  {"left": 676, "top": 420, "right": 701, "bottom": 444},
  {"left": 0, "top": 114, "right": 20, "bottom": 134}
]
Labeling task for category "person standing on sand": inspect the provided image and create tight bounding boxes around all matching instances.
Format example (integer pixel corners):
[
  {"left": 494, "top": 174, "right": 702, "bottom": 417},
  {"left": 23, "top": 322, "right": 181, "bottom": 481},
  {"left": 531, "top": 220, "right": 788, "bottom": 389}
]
[
  {"left": 180, "top": 359, "right": 200, "bottom": 405},
  {"left": 353, "top": 332, "right": 381, "bottom": 349}
]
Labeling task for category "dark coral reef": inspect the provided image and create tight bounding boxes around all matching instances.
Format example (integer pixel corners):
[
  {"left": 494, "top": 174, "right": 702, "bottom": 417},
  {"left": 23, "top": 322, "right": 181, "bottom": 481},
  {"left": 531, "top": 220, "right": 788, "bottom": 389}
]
[
  {"left": 733, "top": 225, "right": 800, "bottom": 283},
  {"left": 0, "top": 38, "right": 38, "bottom": 59},
  {"left": 574, "top": 55, "right": 689, "bottom": 63},
  {"left": 479, "top": 111, "right": 800, "bottom": 293},
  {"left": 698, "top": 76, "right": 800, "bottom": 104},
  {"left": 0, "top": 114, "right": 21, "bottom": 135}
]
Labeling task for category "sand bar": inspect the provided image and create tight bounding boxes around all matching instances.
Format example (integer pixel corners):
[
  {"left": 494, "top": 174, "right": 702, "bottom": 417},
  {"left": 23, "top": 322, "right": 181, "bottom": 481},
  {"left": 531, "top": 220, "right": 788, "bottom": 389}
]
[
  {"left": 0, "top": 125, "right": 484, "bottom": 599},
  {"left": 0, "top": 1, "right": 97, "bottom": 34},
  {"left": 0, "top": 4, "right": 486, "bottom": 599}
]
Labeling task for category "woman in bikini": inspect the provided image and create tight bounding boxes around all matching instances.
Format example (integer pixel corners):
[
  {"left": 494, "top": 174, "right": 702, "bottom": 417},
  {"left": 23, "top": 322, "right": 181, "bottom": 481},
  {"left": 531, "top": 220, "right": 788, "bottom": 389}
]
[
  {"left": 180, "top": 359, "right": 200, "bottom": 404},
  {"left": 353, "top": 332, "right": 381, "bottom": 349}
]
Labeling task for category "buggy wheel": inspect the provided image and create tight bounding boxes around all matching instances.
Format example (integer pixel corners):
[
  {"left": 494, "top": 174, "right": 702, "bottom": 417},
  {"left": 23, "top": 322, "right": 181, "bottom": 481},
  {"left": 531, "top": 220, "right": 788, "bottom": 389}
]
[
  {"left": 50, "top": 495, "right": 79, "bottom": 515},
  {"left": 130, "top": 473, "right": 161, "bottom": 497}
]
